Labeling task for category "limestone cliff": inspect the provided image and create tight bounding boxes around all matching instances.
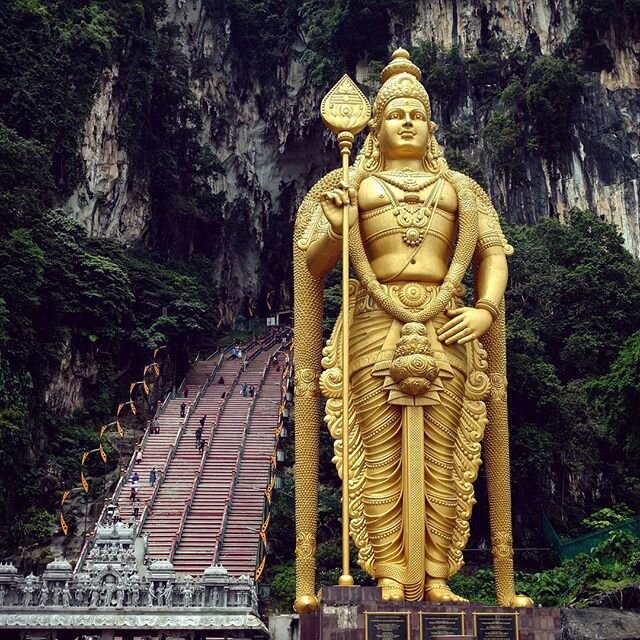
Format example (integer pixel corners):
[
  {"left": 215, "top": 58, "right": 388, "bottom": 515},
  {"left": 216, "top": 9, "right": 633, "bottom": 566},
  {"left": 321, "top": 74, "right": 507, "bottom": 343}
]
[{"left": 66, "top": 0, "right": 640, "bottom": 302}]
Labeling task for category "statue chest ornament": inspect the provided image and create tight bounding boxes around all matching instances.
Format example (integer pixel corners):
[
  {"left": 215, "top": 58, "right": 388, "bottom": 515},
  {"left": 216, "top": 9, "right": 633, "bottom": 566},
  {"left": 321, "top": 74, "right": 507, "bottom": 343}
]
[{"left": 372, "top": 173, "right": 445, "bottom": 248}]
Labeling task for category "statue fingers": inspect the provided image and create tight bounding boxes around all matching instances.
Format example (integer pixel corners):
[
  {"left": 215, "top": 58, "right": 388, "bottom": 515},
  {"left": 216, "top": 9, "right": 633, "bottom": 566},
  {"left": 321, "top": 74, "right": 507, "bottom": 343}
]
[
  {"left": 443, "top": 325, "right": 472, "bottom": 345},
  {"left": 437, "top": 316, "right": 465, "bottom": 338},
  {"left": 458, "top": 331, "right": 477, "bottom": 345}
]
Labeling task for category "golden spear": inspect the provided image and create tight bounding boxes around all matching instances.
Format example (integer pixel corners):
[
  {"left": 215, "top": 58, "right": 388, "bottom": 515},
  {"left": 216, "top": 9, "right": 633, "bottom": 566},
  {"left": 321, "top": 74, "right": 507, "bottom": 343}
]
[{"left": 320, "top": 75, "right": 370, "bottom": 587}]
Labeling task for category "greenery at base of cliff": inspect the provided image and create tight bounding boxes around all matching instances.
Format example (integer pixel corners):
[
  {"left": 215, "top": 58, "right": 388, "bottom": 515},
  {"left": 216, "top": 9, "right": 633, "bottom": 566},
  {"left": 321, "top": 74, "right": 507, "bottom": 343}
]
[
  {"left": 450, "top": 530, "right": 640, "bottom": 608},
  {"left": 0, "top": 200, "right": 222, "bottom": 554}
]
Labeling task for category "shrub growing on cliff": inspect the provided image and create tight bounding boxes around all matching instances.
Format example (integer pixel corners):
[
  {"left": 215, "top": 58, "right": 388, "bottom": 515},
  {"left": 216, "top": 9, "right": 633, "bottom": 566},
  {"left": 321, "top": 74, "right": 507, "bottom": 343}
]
[{"left": 525, "top": 56, "right": 583, "bottom": 159}]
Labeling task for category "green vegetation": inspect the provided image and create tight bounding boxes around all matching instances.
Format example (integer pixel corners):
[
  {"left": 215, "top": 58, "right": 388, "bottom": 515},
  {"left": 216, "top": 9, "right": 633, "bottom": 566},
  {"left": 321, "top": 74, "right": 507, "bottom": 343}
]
[
  {"left": 482, "top": 55, "right": 583, "bottom": 163},
  {"left": 411, "top": 37, "right": 584, "bottom": 168},
  {"left": 0, "top": 0, "right": 226, "bottom": 554},
  {"left": 505, "top": 210, "right": 640, "bottom": 534},
  {"left": 452, "top": 530, "right": 640, "bottom": 607},
  {"left": 204, "top": 0, "right": 414, "bottom": 86}
]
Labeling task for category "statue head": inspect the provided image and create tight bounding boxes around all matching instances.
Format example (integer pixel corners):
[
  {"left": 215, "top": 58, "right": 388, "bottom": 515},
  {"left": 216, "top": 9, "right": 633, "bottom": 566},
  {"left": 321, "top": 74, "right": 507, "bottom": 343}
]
[{"left": 360, "top": 49, "right": 444, "bottom": 173}]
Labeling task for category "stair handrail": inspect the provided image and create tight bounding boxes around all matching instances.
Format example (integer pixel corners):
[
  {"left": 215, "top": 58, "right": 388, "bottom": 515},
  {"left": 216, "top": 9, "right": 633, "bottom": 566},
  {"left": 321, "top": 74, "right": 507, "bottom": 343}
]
[
  {"left": 168, "top": 406, "right": 222, "bottom": 561},
  {"left": 136, "top": 418, "right": 186, "bottom": 534},
  {"left": 168, "top": 473, "right": 199, "bottom": 561}
]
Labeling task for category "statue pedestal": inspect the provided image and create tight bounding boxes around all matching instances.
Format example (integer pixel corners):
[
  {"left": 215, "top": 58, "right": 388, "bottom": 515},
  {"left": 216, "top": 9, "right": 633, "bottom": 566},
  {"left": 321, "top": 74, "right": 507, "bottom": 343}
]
[{"left": 302, "top": 586, "right": 561, "bottom": 640}]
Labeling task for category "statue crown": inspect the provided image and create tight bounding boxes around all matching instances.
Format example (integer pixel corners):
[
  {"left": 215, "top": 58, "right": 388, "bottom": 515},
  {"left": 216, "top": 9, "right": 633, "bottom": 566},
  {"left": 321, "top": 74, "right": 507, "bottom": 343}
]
[{"left": 372, "top": 48, "right": 431, "bottom": 129}]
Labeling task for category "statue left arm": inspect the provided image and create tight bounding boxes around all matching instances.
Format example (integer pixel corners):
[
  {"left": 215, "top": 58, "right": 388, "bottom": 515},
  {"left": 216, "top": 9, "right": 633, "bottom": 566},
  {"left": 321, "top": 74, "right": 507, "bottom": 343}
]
[{"left": 438, "top": 205, "right": 508, "bottom": 346}]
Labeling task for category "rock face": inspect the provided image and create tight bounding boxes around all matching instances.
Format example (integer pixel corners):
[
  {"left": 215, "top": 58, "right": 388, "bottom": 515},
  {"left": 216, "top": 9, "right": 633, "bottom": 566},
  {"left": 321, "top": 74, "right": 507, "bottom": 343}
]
[
  {"left": 67, "top": 65, "right": 151, "bottom": 243},
  {"left": 43, "top": 339, "right": 99, "bottom": 419},
  {"left": 562, "top": 607, "right": 640, "bottom": 640},
  {"left": 65, "top": 0, "right": 640, "bottom": 299}
]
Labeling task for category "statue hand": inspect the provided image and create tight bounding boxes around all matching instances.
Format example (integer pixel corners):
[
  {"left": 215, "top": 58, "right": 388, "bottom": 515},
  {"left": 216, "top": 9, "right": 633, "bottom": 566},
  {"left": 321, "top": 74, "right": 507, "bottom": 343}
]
[
  {"left": 437, "top": 307, "right": 493, "bottom": 345},
  {"left": 320, "top": 183, "right": 358, "bottom": 236}
]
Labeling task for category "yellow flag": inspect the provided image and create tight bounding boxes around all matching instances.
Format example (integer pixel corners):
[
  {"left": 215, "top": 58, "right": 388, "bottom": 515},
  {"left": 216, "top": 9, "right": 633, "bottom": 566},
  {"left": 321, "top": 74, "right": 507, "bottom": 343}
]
[
  {"left": 99, "top": 442, "right": 108, "bottom": 464},
  {"left": 142, "top": 381, "right": 149, "bottom": 395},
  {"left": 117, "top": 403, "right": 123, "bottom": 416},
  {"left": 81, "top": 451, "right": 89, "bottom": 466},
  {"left": 130, "top": 382, "right": 136, "bottom": 394},
  {"left": 61, "top": 490, "right": 70, "bottom": 506},
  {"left": 130, "top": 402, "right": 137, "bottom": 416},
  {"left": 80, "top": 471, "right": 89, "bottom": 493},
  {"left": 116, "top": 419, "right": 124, "bottom": 437},
  {"left": 60, "top": 512, "right": 68, "bottom": 536},
  {"left": 100, "top": 424, "right": 107, "bottom": 438}
]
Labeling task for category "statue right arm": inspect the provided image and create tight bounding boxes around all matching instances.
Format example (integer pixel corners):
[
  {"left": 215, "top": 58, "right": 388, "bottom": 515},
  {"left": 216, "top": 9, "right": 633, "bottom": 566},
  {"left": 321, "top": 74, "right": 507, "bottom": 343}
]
[
  {"left": 305, "top": 212, "right": 342, "bottom": 278},
  {"left": 305, "top": 184, "right": 358, "bottom": 278}
]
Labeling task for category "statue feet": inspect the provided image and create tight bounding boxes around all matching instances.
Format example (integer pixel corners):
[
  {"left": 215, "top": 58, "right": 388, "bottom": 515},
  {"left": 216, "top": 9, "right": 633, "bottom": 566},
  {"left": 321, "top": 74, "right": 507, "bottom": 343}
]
[
  {"left": 379, "top": 578, "right": 404, "bottom": 601},
  {"left": 424, "top": 579, "right": 468, "bottom": 603}
]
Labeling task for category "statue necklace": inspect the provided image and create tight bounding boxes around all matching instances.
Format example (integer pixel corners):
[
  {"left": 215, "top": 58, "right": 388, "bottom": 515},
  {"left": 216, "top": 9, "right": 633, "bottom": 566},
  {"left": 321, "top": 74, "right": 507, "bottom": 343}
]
[{"left": 374, "top": 174, "right": 444, "bottom": 247}]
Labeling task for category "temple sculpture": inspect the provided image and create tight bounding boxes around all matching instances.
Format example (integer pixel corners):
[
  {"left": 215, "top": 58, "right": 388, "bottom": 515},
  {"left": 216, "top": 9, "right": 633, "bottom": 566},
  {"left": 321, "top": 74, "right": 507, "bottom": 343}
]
[{"left": 293, "top": 49, "right": 532, "bottom": 611}]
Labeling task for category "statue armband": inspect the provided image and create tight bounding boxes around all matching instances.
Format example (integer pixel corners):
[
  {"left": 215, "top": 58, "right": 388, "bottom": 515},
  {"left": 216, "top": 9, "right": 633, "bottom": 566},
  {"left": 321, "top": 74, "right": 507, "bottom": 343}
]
[{"left": 475, "top": 230, "right": 504, "bottom": 257}]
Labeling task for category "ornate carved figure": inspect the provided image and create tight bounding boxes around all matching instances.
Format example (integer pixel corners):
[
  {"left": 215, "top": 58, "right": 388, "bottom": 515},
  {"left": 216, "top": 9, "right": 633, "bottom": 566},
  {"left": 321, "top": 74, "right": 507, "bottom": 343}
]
[
  {"left": 62, "top": 582, "right": 71, "bottom": 608},
  {"left": 182, "top": 580, "right": 194, "bottom": 607},
  {"left": 116, "top": 580, "right": 125, "bottom": 608},
  {"left": 293, "top": 49, "right": 531, "bottom": 609},
  {"left": 22, "top": 580, "right": 34, "bottom": 607},
  {"left": 38, "top": 582, "right": 49, "bottom": 607},
  {"left": 147, "top": 581, "right": 155, "bottom": 607},
  {"left": 130, "top": 578, "right": 140, "bottom": 607},
  {"left": 89, "top": 584, "right": 100, "bottom": 608},
  {"left": 164, "top": 581, "right": 173, "bottom": 607},
  {"left": 74, "top": 583, "right": 85, "bottom": 606}
]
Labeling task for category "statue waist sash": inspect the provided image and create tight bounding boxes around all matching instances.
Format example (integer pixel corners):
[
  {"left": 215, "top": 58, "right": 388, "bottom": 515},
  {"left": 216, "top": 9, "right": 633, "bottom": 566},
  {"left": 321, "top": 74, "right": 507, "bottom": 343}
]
[{"left": 349, "top": 280, "right": 467, "bottom": 407}]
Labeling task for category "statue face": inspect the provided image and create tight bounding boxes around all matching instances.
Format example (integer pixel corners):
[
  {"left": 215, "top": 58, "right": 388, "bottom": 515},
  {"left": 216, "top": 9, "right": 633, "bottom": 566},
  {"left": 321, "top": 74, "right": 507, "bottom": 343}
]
[{"left": 377, "top": 97, "right": 429, "bottom": 162}]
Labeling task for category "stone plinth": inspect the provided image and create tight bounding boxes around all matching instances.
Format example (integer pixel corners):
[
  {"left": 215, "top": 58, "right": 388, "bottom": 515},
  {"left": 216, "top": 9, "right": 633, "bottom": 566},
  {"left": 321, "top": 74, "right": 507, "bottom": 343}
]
[{"left": 302, "top": 586, "right": 561, "bottom": 640}]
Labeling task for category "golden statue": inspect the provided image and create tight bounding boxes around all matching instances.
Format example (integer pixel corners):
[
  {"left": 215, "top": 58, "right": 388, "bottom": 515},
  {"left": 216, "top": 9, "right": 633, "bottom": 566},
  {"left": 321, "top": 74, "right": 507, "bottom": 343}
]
[{"left": 293, "top": 49, "right": 531, "bottom": 611}]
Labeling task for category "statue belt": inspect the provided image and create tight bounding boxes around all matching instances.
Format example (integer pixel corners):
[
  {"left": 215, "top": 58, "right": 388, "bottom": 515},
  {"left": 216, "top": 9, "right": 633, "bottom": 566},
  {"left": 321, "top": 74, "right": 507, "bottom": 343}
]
[{"left": 354, "top": 280, "right": 462, "bottom": 317}]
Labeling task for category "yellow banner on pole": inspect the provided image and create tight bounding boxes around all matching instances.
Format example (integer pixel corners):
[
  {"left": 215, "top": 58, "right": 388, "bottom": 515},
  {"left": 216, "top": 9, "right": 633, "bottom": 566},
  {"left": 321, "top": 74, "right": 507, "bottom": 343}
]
[
  {"left": 117, "top": 403, "right": 123, "bottom": 416},
  {"left": 60, "top": 511, "right": 68, "bottom": 536},
  {"left": 61, "top": 490, "right": 70, "bottom": 506},
  {"left": 100, "top": 424, "right": 107, "bottom": 438},
  {"left": 80, "top": 470, "right": 89, "bottom": 493},
  {"left": 116, "top": 419, "right": 124, "bottom": 437},
  {"left": 81, "top": 451, "right": 89, "bottom": 466},
  {"left": 99, "top": 442, "right": 108, "bottom": 464}
]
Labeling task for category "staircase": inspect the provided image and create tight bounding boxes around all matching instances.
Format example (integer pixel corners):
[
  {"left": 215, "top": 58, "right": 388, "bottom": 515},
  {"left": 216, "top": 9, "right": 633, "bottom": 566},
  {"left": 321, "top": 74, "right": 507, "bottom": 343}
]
[
  {"left": 113, "top": 358, "right": 219, "bottom": 526},
  {"left": 100, "top": 334, "right": 288, "bottom": 581},
  {"left": 217, "top": 355, "right": 284, "bottom": 575},
  {"left": 171, "top": 345, "right": 274, "bottom": 574}
]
